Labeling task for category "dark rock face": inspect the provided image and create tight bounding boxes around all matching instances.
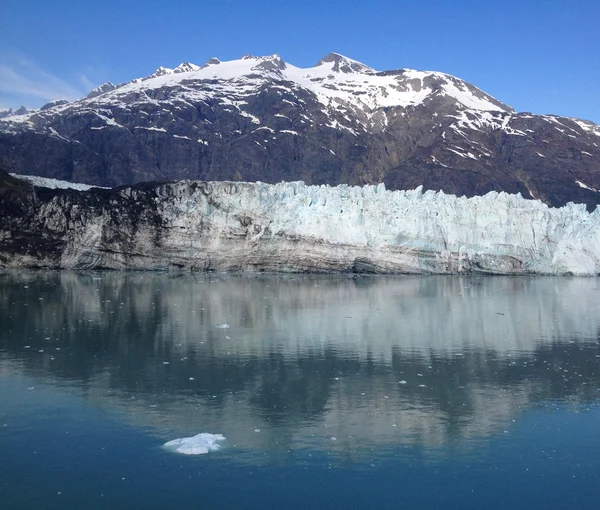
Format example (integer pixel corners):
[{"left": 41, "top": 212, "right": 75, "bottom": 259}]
[{"left": 0, "top": 53, "right": 598, "bottom": 210}]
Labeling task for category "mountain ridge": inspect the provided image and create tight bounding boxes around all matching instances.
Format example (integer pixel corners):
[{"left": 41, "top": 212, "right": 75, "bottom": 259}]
[{"left": 0, "top": 52, "right": 598, "bottom": 210}]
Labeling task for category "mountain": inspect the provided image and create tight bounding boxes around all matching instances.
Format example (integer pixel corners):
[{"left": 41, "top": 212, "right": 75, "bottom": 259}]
[{"left": 1, "top": 52, "right": 599, "bottom": 209}]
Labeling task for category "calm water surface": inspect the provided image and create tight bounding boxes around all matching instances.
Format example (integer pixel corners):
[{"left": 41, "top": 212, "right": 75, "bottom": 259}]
[{"left": 1, "top": 272, "right": 599, "bottom": 509}]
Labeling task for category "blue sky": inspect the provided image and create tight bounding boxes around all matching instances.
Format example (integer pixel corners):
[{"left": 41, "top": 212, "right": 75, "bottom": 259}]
[{"left": 1, "top": 0, "right": 599, "bottom": 123}]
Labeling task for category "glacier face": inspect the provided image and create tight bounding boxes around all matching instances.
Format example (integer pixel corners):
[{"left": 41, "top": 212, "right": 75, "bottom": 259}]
[{"left": 1, "top": 176, "right": 599, "bottom": 274}]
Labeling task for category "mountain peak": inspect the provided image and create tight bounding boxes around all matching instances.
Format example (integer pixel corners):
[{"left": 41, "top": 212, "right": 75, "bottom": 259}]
[
  {"left": 174, "top": 62, "right": 200, "bottom": 74},
  {"left": 86, "top": 82, "right": 117, "bottom": 99},
  {"left": 316, "top": 52, "right": 374, "bottom": 74},
  {"left": 253, "top": 54, "right": 286, "bottom": 71}
]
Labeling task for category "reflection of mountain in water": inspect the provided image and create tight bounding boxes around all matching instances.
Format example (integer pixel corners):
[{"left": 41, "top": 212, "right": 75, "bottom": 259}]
[{"left": 1, "top": 272, "right": 599, "bottom": 453}]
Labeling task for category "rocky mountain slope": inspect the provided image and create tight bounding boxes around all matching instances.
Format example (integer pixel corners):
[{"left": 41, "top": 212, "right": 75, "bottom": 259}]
[
  {"left": 1, "top": 53, "right": 599, "bottom": 209},
  {"left": 1, "top": 169, "right": 598, "bottom": 274}
]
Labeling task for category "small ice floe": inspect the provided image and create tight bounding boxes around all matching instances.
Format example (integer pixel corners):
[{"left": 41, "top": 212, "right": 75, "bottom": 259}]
[
  {"left": 163, "top": 433, "right": 226, "bottom": 455},
  {"left": 399, "top": 380, "right": 407, "bottom": 385},
  {"left": 215, "top": 324, "right": 230, "bottom": 329}
]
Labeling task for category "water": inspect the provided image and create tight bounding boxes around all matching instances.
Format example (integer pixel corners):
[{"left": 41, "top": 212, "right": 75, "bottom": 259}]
[{"left": 1, "top": 272, "right": 599, "bottom": 509}]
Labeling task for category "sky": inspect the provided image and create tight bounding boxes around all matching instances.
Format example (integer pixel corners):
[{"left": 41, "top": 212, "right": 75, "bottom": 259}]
[{"left": 1, "top": 0, "right": 599, "bottom": 123}]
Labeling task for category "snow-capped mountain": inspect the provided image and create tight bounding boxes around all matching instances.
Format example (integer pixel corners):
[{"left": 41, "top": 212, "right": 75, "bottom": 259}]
[{"left": 0, "top": 52, "right": 599, "bottom": 209}]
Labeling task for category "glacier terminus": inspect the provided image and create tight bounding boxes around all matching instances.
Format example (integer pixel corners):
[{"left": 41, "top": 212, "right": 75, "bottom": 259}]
[{"left": 1, "top": 171, "right": 598, "bottom": 275}]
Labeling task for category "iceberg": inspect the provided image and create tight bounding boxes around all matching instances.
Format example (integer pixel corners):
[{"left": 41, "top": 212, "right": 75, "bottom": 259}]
[{"left": 163, "top": 433, "right": 226, "bottom": 455}]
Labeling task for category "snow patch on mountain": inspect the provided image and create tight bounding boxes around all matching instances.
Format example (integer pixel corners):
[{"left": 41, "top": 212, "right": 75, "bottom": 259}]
[
  {"left": 10, "top": 173, "right": 107, "bottom": 191},
  {"left": 576, "top": 180, "right": 599, "bottom": 192},
  {"left": 572, "top": 119, "right": 600, "bottom": 137}
]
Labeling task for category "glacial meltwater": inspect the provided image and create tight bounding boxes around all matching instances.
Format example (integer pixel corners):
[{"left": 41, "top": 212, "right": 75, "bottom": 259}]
[{"left": 1, "top": 272, "right": 599, "bottom": 509}]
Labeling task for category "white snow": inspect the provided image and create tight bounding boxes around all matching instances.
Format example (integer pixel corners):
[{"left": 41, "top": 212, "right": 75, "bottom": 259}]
[
  {"left": 44, "top": 53, "right": 511, "bottom": 133},
  {"left": 163, "top": 433, "right": 226, "bottom": 455},
  {"left": 576, "top": 180, "right": 599, "bottom": 192},
  {"left": 447, "top": 147, "right": 478, "bottom": 160},
  {"left": 134, "top": 126, "right": 167, "bottom": 133},
  {"left": 572, "top": 119, "right": 600, "bottom": 137},
  {"left": 10, "top": 173, "right": 107, "bottom": 191}
]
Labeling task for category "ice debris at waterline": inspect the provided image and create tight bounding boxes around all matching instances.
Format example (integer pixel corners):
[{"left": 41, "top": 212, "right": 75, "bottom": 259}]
[
  {"left": 1, "top": 177, "right": 599, "bottom": 274},
  {"left": 163, "top": 433, "right": 226, "bottom": 455}
]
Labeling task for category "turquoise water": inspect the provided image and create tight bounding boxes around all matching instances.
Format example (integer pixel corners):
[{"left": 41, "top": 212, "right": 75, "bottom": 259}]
[{"left": 1, "top": 272, "right": 599, "bottom": 509}]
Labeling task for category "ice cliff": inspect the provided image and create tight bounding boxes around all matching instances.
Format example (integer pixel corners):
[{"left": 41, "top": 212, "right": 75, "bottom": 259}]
[{"left": 1, "top": 174, "right": 599, "bottom": 274}]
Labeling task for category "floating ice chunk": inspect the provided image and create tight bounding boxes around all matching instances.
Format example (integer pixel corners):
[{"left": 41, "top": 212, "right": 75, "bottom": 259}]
[
  {"left": 215, "top": 323, "right": 230, "bottom": 329},
  {"left": 163, "top": 433, "right": 226, "bottom": 455}
]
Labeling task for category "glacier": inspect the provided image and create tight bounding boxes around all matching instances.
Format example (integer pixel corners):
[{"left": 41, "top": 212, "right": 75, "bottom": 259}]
[
  {"left": 9, "top": 173, "right": 106, "bottom": 191},
  {"left": 1, "top": 176, "right": 599, "bottom": 274}
]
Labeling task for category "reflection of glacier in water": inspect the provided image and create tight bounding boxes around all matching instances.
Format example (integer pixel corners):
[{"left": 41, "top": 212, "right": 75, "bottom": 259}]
[{"left": 1, "top": 272, "right": 599, "bottom": 454}]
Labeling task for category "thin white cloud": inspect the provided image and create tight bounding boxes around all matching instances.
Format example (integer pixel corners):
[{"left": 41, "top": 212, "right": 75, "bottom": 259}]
[
  {"left": 76, "top": 72, "right": 96, "bottom": 93},
  {"left": 0, "top": 54, "right": 100, "bottom": 108}
]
